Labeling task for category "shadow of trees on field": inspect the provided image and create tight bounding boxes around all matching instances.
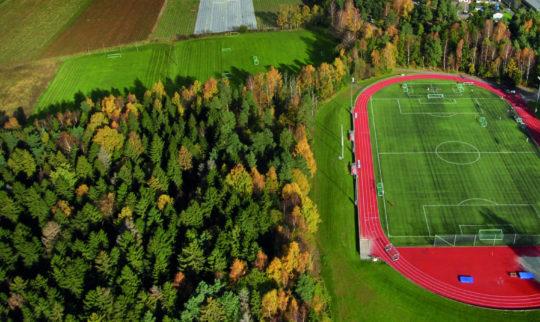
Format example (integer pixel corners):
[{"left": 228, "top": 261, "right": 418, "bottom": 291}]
[{"left": 33, "top": 28, "right": 338, "bottom": 117}]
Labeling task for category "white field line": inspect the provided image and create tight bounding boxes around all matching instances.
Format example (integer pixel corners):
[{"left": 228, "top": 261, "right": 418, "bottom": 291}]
[
  {"left": 459, "top": 224, "right": 516, "bottom": 234},
  {"left": 370, "top": 97, "right": 390, "bottom": 236}
]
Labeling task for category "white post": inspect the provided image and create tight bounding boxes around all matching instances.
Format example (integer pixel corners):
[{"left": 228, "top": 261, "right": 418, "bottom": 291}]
[
  {"left": 535, "top": 76, "right": 540, "bottom": 114},
  {"left": 350, "top": 77, "right": 355, "bottom": 110},
  {"left": 339, "top": 124, "right": 344, "bottom": 160}
]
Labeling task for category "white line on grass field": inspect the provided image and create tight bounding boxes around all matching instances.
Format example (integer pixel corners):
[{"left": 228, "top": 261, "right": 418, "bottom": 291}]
[
  {"left": 458, "top": 224, "right": 516, "bottom": 234},
  {"left": 396, "top": 99, "right": 476, "bottom": 115},
  {"left": 370, "top": 97, "right": 391, "bottom": 236},
  {"left": 417, "top": 98, "right": 458, "bottom": 105},
  {"left": 422, "top": 206, "right": 432, "bottom": 236},
  {"left": 372, "top": 97, "right": 502, "bottom": 101}
]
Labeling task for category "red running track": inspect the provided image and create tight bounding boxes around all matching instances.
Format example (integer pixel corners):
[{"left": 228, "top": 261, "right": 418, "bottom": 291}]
[{"left": 353, "top": 74, "right": 540, "bottom": 309}]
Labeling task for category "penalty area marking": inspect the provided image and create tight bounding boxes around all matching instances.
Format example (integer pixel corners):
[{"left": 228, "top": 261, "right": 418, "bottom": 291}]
[
  {"left": 422, "top": 202, "right": 538, "bottom": 236},
  {"left": 417, "top": 98, "right": 457, "bottom": 105},
  {"left": 396, "top": 99, "right": 479, "bottom": 116},
  {"left": 458, "top": 224, "right": 516, "bottom": 234}
]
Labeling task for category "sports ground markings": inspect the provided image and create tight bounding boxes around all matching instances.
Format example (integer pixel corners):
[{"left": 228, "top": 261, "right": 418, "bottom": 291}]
[
  {"left": 395, "top": 99, "right": 481, "bottom": 116},
  {"left": 422, "top": 202, "right": 540, "bottom": 237},
  {"left": 435, "top": 141, "right": 480, "bottom": 165},
  {"left": 417, "top": 98, "right": 457, "bottom": 105},
  {"left": 458, "top": 224, "right": 516, "bottom": 234},
  {"left": 370, "top": 97, "right": 391, "bottom": 236}
]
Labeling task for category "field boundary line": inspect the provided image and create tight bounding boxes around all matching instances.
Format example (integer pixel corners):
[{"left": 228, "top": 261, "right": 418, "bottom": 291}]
[{"left": 370, "top": 97, "right": 390, "bottom": 236}]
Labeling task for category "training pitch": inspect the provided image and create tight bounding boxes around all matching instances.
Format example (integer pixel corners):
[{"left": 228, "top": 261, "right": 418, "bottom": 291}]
[{"left": 368, "top": 79, "right": 540, "bottom": 247}]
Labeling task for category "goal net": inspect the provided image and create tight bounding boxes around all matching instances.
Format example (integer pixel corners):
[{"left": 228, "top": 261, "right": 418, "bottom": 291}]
[
  {"left": 402, "top": 84, "right": 408, "bottom": 93},
  {"left": 427, "top": 93, "right": 444, "bottom": 99},
  {"left": 478, "top": 229, "right": 503, "bottom": 241}
]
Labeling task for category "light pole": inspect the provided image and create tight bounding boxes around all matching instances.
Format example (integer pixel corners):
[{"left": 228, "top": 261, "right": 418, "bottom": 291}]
[
  {"left": 535, "top": 76, "right": 540, "bottom": 114},
  {"left": 350, "top": 77, "right": 355, "bottom": 110}
]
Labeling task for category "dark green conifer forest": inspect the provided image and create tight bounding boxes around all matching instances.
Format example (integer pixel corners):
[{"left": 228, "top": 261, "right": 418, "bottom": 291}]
[{"left": 0, "top": 72, "right": 330, "bottom": 320}]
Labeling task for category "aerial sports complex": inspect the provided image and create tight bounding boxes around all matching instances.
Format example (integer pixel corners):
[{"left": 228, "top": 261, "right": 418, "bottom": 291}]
[{"left": 352, "top": 74, "right": 540, "bottom": 309}]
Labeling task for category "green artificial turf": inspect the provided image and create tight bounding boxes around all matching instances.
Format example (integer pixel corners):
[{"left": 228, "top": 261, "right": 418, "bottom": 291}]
[
  {"left": 312, "top": 83, "right": 540, "bottom": 321},
  {"left": 369, "top": 79, "right": 540, "bottom": 246},
  {"left": 36, "top": 29, "right": 335, "bottom": 112}
]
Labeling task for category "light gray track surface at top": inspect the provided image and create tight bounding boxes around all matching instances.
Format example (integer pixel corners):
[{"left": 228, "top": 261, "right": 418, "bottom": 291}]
[{"left": 194, "top": 0, "right": 257, "bottom": 34}]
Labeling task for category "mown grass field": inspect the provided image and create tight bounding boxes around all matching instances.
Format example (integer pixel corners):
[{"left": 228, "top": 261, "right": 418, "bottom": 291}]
[
  {"left": 152, "top": 0, "right": 200, "bottom": 38},
  {"left": 0, "top": 0, "right": 92, "bottom": 65},
  {"left": 312, "top": 82, "right": 540, "bottom": 321},
  {"left": 40, "top": 0, "right": 164, "bottom": 58},
  {"left": 369, "top": 80, "right": 540, "bottom": 246},
  {"left": 253, "top": 0, "right": 301, "bottom": 28},
  {"left": 37, "top": 29, "right": 336, "bottom": 112}
]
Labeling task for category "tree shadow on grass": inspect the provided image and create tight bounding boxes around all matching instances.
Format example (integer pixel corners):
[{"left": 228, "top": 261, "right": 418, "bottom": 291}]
[{"left": 255, "top": 11, "right": 278, "bottom": 28}]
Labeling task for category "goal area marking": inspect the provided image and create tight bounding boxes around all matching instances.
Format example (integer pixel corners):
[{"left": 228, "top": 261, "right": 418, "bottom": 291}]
[{"left": 421, "top": 203, "right": 539, "bottom": 237}]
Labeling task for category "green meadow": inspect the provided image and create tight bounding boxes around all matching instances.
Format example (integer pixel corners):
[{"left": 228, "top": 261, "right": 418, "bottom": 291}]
[{"left": 37, "top": 29, "right": 335, "bottom": 112}]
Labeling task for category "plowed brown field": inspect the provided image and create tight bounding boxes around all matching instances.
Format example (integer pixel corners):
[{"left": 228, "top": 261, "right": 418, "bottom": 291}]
[{"left": 41, "top": 0, "right": 164, "bottom": 58}]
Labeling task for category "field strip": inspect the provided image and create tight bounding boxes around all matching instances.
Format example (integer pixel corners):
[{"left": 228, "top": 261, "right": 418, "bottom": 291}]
[{"left": 370, "top": 97, "right": 390, "bottom": 235}]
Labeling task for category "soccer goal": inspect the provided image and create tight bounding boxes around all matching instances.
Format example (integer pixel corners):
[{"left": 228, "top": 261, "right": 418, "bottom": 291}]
[
  {"left": 427, "top": 93, "right": 444, "bottom": 99},
  {"left": 402, "top": 84, "right": 408, "bottom": 93},
  {"left": 457, "top": 83, "right": 464, "bottom": 93},
  {"left": 478, "top": 229, "right": 503, "bottom": 241},
  {"left": 107, "top": 53, "right": 122, "bottom": 59}
]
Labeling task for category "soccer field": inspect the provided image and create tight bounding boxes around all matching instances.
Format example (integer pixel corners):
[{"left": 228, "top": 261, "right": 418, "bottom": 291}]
[
  {"left": 36, "top": 29, "right": 335, "bottom": 112},
  {"left": 369, "top": 79, "right": 540, "bottom": 246}
]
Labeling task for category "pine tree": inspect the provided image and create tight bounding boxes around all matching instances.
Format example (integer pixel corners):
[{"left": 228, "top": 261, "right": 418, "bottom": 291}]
[{"left": 7, "top": 148, "right": 36, "bottom": 178}]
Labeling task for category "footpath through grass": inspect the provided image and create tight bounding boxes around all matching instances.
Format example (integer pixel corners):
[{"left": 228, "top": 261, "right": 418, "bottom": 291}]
[
  {"left": 312, "top": 82, "right": 540, "bottom": 321},
  {"left": 37, "top": 29, "right": 335, "bottom": 112},
  {"left": 152, "top": 0, "right": 200, "bottom": 38}
]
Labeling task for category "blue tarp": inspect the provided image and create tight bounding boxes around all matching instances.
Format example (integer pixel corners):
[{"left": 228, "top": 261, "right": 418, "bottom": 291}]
[
  {"left": 518, "top": 272, "right": 534, "bottom": 280},
  {"left": 459, "top": 275, "right": 474, "bottom": 283}
]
